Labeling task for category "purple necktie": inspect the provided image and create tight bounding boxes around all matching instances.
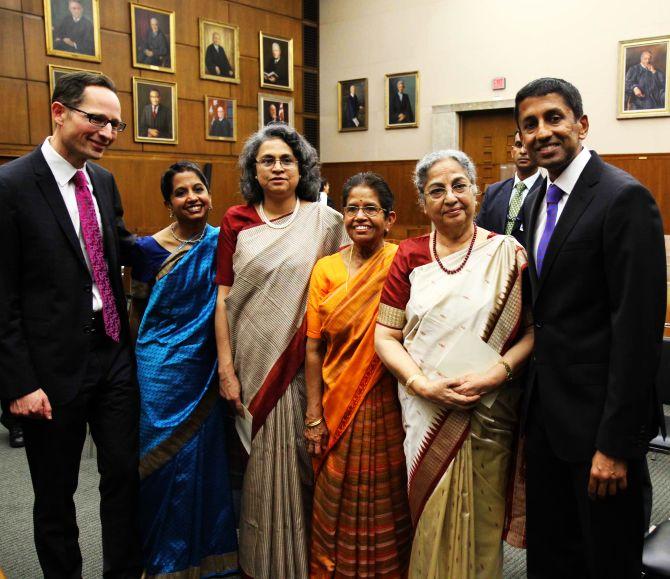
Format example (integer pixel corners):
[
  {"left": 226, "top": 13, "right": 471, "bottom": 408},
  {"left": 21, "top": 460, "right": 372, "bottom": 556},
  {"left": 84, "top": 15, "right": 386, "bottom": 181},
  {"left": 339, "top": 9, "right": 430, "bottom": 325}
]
[
  {"left": 535, "top": 184, "right": 564, "bottom": 274},
  {"left": 73, "top": 170, "right": 120, "bottom": 342}
]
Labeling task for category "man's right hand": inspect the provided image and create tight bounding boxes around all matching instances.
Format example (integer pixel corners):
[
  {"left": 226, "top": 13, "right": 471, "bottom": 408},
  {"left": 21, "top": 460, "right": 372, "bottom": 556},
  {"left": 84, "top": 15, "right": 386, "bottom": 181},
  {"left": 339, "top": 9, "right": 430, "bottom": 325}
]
[
  {"left": 9, "top": 389, "right": 52, "bottom": 420},
  {"left": 633, "top": 87, "right": 644, "bottom": 97}
]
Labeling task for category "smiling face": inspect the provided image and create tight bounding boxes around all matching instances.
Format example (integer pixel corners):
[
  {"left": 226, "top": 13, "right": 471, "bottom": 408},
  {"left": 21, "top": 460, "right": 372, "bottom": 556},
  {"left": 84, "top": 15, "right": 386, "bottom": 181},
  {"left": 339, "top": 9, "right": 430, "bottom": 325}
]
[
  {"left": 255, "top": 138, "right": 299, "bottom": 202},
  {"left": 166, "top": 171, "right": 211, "bottom": 225},
  {"left": 344, "top": 185, "right": 395, "bottom": 249},
  {"left": 517, "top": 92, "right": 589, "bottom": 180},
  {"left": 52, "top": 85, "right": 121, "bottom": 167},
  {"left": 422, "top": 158, "right": 476, "bottom": 234}
]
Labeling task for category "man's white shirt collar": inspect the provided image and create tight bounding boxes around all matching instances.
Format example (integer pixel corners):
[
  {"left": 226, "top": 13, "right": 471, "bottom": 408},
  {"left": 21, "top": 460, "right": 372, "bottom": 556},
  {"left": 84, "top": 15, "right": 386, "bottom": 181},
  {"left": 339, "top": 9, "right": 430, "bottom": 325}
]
[
  {"left": 513, "top": 170, "right": 541, "bottom": 191},
  {"left": 546, "top": 146, "right": 591, "bottom": 197},
  {"left": 41, "top": 137, "right": 91, "bottom": 189}
]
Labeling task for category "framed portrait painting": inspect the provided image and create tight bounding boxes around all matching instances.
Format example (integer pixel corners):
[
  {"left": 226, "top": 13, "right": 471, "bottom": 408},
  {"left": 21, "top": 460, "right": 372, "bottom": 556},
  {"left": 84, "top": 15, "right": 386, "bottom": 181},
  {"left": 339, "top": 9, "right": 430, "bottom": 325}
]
[
  {"left": 131, "top": 4, "right": 176, "bottom": 73},
  {"left": 337, "top": 78, "right": 368, "bottom": 132},
  {"left": 617, "top": 36, "right": 669, "bottom": 119},
  {"left": 44, "top": 0, "right": 101, "bottom": 62},
  {"left": 133, "top": 77, "right": 178, "bottom": 144},
  {"left": 385, "top": 71, "right": 419, "bottom": 129},
  {"left": 258, "top": 93, "right": 294, "bottom": 128},
  {"left": 205, "top": 96, "right": 236, "bottom": 142},
  {"left": 259, "top": 32, "right": 293, "bottom": 91},
  {"left": 199, "top": 19, "right": 240, "bottom": 84}
]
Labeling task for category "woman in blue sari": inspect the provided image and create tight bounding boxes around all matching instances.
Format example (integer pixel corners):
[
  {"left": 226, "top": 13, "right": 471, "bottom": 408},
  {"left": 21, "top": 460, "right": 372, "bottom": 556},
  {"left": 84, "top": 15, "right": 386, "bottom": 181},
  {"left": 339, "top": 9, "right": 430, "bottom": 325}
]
[{"left": 131, "top": 161, "right": 238, "bottom": 578}]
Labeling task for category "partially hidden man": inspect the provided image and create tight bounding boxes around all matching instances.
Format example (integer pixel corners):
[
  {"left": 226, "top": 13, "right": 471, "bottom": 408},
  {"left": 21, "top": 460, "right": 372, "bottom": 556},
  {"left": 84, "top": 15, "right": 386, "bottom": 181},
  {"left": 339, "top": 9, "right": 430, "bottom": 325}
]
[{"left": 0, "top": 72, "right": 141, "bottom": 578}]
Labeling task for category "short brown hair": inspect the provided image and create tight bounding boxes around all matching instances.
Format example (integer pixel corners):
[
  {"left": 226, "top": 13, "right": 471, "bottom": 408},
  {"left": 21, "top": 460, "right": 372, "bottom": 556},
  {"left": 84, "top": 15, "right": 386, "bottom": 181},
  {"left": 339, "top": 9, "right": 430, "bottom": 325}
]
[{"left": 51, "top": 71, "right": 117, "bottom": 108}]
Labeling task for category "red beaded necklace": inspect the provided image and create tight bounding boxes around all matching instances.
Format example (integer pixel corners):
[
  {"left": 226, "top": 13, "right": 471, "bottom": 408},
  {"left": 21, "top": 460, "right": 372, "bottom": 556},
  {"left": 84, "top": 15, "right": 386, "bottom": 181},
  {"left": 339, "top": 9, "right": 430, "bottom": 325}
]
[{"left": 432, "top": 223, "right": 478, "bottom": 275}]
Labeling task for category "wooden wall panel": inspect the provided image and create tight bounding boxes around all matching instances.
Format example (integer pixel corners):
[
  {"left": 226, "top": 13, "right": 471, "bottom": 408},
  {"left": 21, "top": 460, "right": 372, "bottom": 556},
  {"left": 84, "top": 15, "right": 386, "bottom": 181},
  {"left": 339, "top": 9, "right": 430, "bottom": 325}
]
[
  {"left": 0, "top": 9, "right": 26, "bottom": 78},
  {"left": 0, "top": 77, "right": 29, "bottom": 144},
  {"left": 0, "top": 0, "right": 21, "bottom": 10},
  {"left": 20, "top": 0, "right": 41, "bottom": 16},
  {"left": 27, "top": 80, "right": 50, "bottom": 145}
]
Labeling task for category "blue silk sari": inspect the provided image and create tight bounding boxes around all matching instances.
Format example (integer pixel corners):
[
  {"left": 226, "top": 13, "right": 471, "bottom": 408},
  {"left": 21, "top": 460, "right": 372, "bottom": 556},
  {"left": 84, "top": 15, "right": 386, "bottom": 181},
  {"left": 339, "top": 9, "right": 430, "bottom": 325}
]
[{"left": 136, "top": 225, "right": 238, "bottom": 578}]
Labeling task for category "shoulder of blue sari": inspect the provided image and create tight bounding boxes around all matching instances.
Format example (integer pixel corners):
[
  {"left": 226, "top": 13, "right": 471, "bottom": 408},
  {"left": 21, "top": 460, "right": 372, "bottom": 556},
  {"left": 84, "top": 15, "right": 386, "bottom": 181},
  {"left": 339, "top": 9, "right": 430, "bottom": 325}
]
[{"left": 131, "top": 236, "right": 171, "bottom": 282}]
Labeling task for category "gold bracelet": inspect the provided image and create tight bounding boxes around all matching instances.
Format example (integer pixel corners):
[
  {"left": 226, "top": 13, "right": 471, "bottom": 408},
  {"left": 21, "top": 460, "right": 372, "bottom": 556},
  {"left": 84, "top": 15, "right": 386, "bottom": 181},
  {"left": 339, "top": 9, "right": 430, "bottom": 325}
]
[
  {"left": 498, "top": 359, "right": 513, "bottom": 382},
  {"left": 305, "top": 416, "right": 323, "bottom": 428},
  {"left": 404, "top": 372, "right": 424, "bottom": 396}
]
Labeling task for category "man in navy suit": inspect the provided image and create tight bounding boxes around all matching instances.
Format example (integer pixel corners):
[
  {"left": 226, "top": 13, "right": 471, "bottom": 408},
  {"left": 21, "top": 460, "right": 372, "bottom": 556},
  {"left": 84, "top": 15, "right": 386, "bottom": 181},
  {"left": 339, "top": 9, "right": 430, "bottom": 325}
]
[
  {"left": 476, "top": 130, "right": 541, "bottom": 245},
  {"left": 518, "top": 77, "right": 665, "bottom": 579}
]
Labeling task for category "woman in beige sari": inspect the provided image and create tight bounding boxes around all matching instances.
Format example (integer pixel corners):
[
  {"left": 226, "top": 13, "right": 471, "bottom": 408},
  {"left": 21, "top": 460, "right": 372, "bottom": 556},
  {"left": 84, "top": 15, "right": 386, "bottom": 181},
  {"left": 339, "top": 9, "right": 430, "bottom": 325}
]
[
  {"left": 214, "top": 124, "right": 344, "bottom": 578},
  {"left": 375, "top": 150, "right": 533, "bottom": 579}
]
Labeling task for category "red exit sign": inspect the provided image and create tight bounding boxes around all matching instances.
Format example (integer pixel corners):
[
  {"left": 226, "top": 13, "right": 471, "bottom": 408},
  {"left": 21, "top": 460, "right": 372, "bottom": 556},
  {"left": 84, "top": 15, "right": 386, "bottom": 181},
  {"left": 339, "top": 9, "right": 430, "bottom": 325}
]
[{"left": 492, "top": 77, "right": 506, "bottom": 90}]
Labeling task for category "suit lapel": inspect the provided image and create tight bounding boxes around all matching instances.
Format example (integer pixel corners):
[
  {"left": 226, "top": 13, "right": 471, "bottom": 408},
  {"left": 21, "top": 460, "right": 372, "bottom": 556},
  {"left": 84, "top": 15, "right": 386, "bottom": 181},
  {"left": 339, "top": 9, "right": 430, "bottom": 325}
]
[
  {"left": 31, "top": 149, "right": 88, "bottom": 269},
  {"left": 497, "top": 179, "right": 514, "bottom": 233},
  {"left": 526, "top": 178, "right": 545, "bottom": 293}
]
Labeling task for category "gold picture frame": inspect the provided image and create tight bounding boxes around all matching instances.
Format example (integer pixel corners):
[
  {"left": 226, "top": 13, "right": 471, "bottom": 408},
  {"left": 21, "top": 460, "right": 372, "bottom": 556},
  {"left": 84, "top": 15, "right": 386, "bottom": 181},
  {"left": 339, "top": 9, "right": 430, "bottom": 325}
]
[
  {"left": 258, "top": 93, "right": 294, "bottom": 128},
  {"left": 44, "top": 0, "right": 101, "bottom": 62},
  {"left": 337, "top": 78, "right": 368, "bottom": 132},
  {"left": 259, "top": 32, "right": 294, "bottom": 91},
  {"left": 385, "top": 71, "right": 420, "bottom": 129},
  {"left": 132, "top": 77, "right": 178, "bottom": 144},
  {"left": 131, "top": 4, "right": 176, "bottom": 74},
  {"left": 617, "top": 35, "right": 670, "bottom": 119},
  {"left": 205, "top": 96, "right": 237, "bottom": 142},
  {"left": 199, "top": 19, "right": 240, "bottom": 84}
]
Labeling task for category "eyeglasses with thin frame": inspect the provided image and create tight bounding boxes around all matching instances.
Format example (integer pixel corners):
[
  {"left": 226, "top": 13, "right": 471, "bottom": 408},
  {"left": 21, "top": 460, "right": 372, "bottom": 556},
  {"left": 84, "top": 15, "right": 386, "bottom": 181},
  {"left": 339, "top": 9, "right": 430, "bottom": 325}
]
[
  {"left": 63, "top": 104, "right": 127, "bottom": 132},
  {"left": 255, "top": 155, "right": 297, "bottom": 169},
  {"left": 343, "top": 204, "right": 387, "bottom": 217},
  {"left": 426, "top": 182, "right": 472, "bottom": 200}
]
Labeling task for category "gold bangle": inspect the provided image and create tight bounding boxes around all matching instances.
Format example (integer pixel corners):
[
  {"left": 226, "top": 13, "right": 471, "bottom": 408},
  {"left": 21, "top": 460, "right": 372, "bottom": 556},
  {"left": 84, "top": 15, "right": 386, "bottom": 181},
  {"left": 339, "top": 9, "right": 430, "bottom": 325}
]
[
  {"left": 404, "top": 373, "right": 424, "bottom": 396},
  {"left": 498, "top": 359, "right": 513, "bottom": 382},
  {"left": 305, "top": 416, "right": 323, "bottom": 428}
]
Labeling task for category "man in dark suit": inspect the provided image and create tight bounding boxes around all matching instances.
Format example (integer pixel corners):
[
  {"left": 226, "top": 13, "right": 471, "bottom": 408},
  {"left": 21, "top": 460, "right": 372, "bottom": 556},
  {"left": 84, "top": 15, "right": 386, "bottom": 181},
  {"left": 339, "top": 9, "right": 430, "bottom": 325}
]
[
  {"left": 477, "top": 130, "right": 541, "bottom": 245},
  {"left": 345, "top": 84, "right": 363, "bottom": 128},
  {"left": 389, "top": 79, "right": 414, "bottom": 124},
  {"left": 210, "top": 105, "right": 232, "bottom": 138},
  {"left": 517, "top": 77, "right": 665, "bottom": 578},
  {"left": 139, "top": 89, "right": 172, "bottom": 139},
  {"left": 0, "top": 71, "right": 141, "bottom": 578},
  {"left": 53, "top": 0, "right": 95, "bottom": 56},
  {"left": 139, "top": 17, "right": 169, "bottom": 67},
  {"left": 205, "top": 32, "right": 234, "bottom": 77},
  {"left": 263, "top": 41, "right": 289, "bottom": 87}
]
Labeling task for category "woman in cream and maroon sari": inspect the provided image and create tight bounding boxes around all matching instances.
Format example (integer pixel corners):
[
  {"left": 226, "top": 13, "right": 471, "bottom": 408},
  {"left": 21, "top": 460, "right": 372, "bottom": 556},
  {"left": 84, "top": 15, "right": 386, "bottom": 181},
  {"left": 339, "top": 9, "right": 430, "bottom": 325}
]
[
  {"left": 375, "top": 150, "right": 533, "bottom": 579},
  {"left": 214, "top": 124, "right": 344, "bottom": 579},
  {"left": 304, "top": 173, "right": 412, "bottom": 577}
]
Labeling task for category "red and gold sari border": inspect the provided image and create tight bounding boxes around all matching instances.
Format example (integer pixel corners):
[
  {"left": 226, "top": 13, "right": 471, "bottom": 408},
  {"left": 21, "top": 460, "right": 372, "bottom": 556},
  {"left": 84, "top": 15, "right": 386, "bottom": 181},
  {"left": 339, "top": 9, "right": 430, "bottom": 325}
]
[{"left": 377, "top": 303, "right": 406, "bottom": 330}]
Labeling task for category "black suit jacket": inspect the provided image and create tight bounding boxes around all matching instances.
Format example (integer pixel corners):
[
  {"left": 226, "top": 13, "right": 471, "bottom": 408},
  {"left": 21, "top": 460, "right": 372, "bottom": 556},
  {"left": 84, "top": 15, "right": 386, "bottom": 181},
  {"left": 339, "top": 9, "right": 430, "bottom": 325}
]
[
  {"left": 139, "top": 104, "right": 172, "bottom": 139},
  {"left": 521, "top": 151, "right": 665, "bottom": 462},
  {"left": 389, "top": 92, "right": 414, "bottom": 124},
  {"left": 205, "top": 44, "right": 233, "bottom": 77},
  {"left": 264, "top": 57, "right": 289, "bottom": 86},
  {"left": 477, "top": 173, "right": 543, "bottom": 246},
  {"left": 0, "top": 148, "right": 135, "bottom": 405}
]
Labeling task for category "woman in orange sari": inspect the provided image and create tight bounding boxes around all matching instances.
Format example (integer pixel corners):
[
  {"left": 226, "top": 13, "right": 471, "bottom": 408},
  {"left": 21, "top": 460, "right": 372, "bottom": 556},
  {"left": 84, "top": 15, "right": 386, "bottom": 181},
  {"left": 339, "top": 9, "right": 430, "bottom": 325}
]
[{"left": 305, "top": 172, "right": 412, "bottom": 578}]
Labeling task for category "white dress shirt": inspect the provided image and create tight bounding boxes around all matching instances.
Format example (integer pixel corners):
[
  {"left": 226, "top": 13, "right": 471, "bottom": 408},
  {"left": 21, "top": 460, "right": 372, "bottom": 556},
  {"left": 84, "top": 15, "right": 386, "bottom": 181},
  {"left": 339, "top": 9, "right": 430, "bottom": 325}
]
[
  {"left": 41, "top": 137, "right": 103, "bottom": 311},
  {"left": 512, "top": 170, "right": 541, "bottom": 206}
]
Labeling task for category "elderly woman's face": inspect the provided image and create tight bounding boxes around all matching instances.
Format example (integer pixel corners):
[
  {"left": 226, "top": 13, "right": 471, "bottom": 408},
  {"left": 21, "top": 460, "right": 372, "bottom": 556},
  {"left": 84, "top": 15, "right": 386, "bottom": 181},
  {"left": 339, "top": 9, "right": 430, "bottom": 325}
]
[
  {"left": 422, "top": 158, "right": 476, "bottom": 233},
  {"left": 343, "top": 185, "right": 395, "bottom": 248},
  {"left": 255, "top": 138, "right": 300, "bottom": 201}
]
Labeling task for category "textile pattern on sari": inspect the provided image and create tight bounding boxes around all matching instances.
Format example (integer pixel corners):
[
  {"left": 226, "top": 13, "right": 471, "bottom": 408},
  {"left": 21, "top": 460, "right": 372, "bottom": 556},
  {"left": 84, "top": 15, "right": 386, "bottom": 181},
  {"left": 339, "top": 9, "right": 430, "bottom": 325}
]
[
  {"left": 378, "top": 234, "right": 527, "bottom": 579},
  {"left": 136, "top": 225, "right": 239, "bottom": 579},
  {"left": 224, "top": 202, "right": 343, "bottom": 579},
  {"left": 308, "top": 244, "right": 412, "bottom": 577}
]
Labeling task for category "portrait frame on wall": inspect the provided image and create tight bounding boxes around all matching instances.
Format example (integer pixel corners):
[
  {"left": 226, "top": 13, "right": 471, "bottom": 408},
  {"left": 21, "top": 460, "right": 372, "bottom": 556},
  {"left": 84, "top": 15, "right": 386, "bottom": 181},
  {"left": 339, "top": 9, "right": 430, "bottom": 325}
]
[
  {"left": 132, "top": 77, "right": 178, "bottom": 144},
  {"left": 385, "top": 71, "right": 420, "bottom": 129},
  {"left": 130, "top": 4, "right": 176, "bottom": 74},
  {"left": 258, "top": 93, "right": 294, "bottom": 128},
  {"left": 617, "top": 35, "right": 670, "bottom": 119},
  {"left": 337, "top": 78, "right": 368, "bottom": 132},
  {"left": 205, "top": 96, "right": 237, "bottom": 142},
  {"left": 44, "top": 0, "right": 101, "bottom": 62},
  {"left": 48, "top": 64, "right": 101, "bottom": 130},
  {"left": 199, "top": 19, "right": 240, "bottom": 84},
  {"left": 259, "top": 32, "right": 294, "bottom": 91}
]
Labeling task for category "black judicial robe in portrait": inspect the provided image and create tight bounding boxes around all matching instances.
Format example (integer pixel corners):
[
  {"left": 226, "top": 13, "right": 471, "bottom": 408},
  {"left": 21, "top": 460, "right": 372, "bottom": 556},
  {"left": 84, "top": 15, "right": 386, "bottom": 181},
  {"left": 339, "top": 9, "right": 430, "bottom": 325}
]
[
  {"left": 140, "top": 30, "right": 170, "bottom": 67},
  {"left": 625, "top": 64, "right": 666, "bottom": 110},
  {"left": 53, "top": 16, "right": 94, "bottom": 55},
  {"left": 205, "top": 44, "right": 234, "bottom": 77},
  {"left": 210, "top": 119, "right": 232, "bottom": 138}
]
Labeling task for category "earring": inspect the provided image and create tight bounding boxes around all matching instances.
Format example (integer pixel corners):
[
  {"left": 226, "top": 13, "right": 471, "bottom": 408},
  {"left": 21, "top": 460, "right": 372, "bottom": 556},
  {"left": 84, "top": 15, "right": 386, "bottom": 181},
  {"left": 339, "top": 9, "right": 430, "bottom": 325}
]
[{"left": 169, "top": 209, "right": 174, "bottom": 219}]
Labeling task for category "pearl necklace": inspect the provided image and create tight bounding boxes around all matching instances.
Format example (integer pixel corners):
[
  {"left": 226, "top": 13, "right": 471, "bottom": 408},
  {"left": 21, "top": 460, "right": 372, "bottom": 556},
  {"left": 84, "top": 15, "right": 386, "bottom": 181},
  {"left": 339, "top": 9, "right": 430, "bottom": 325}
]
[
  {"left": 170, "top": 222, "right": 206, "bottom": 244},
  {"left": 432, "top": 224, "right": 477, "bottom": 275},
  {"left": 259, "top": 197, "right": 300, "bottom": 229}
]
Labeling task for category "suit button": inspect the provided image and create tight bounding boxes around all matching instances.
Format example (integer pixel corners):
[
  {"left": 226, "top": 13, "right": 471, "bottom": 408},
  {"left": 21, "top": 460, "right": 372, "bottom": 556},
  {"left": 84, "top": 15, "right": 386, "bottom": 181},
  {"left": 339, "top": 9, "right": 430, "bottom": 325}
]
[
  {"left": 535, "top": 321, "right": 543, "bottom": 329},
  {"left": 83, "top": 325, "right": 91, "bottom": 334},
  {"left": 83, "top": 283, "right": 92, "bottom": 292}
]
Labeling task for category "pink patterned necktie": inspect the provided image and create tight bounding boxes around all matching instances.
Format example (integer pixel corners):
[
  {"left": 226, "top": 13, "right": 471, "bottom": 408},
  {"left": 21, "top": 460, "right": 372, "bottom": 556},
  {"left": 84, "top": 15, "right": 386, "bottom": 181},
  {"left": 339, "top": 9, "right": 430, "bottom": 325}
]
[{"left": 73, "top": 170, "right": 120, "bottom": 342}]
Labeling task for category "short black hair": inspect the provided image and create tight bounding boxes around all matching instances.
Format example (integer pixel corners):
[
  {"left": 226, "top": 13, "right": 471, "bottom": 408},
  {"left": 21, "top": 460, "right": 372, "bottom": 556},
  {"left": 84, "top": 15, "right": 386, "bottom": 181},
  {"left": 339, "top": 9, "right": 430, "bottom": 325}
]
[
  {"left": 160, "top": 161, "right": 209, "bottom": 203},
  {"left": 51, "top": 71, "right": 117, "bottom": 108},
  {"left": 514, "top": 77, "right": 583, "bottom": 126},
  {"left": 342, "top": 172, "right": 394, "bottom": 212},
  {"left": 320, "top": 177, "right": 329, "bottom": 190}
]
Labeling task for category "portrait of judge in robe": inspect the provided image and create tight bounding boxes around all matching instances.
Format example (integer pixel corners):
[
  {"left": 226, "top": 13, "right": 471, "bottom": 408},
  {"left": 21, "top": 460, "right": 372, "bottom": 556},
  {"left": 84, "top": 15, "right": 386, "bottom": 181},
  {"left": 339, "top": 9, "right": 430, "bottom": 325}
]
[
  {"left": 338, "top": 78, "right": 368, "bottom": 131},
  {"left": 260, "top": 33, "right": 293, "bottom": 91},
  {"left": 131, "top": 5, "right": 175, "bottom": 73},
  {"left": 205, "top": 97, "right": 236, "bottom": 141},
  {"left": 385, "top": 71, "right": 419, "bottom": 129},
  {"left": 45, "top": 0, "right": 100, "bottom": 62},
  {"left": 200, "top": 20, "right": 240, "bottom": 84},
  {"left": 258, "top": 94, "right": 293, "bottom": 128}
]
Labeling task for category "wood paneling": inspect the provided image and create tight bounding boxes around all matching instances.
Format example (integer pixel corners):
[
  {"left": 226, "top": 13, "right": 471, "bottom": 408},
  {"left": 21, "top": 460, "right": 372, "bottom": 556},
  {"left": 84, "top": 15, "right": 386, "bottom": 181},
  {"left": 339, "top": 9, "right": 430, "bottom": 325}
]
[
  {"left": 0, "top": 77, "right": 29, "bottom": 144},
  {"left": 0, "top": 9, "right": 26, "bottom": 78},
  {"left": 0, "top": 0, "right": 21, "bottom": 10}
]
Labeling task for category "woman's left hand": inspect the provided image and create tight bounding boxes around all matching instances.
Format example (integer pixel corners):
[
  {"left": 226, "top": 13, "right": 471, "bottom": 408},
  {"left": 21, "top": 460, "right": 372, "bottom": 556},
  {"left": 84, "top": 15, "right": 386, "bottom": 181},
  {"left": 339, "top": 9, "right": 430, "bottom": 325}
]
[
  {"left": 304, "top": 419, "right": 329, "bottom": 457},
  {"left": 450, "top": 364, "right": 507, "bottom": 397}
]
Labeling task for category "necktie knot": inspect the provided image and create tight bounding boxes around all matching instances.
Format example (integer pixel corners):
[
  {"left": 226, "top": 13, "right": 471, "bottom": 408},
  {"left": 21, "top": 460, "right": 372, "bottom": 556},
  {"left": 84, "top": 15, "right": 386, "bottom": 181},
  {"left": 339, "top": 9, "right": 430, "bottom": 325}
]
[
  {"left": 546, "top": 183, "right": 563, "bottom": 205},
  {"left": 73, "top": 169, "right": 87, "bottom": 188},
  {"left": 514, "top": 181, "right": 527, "bottom": 195}
]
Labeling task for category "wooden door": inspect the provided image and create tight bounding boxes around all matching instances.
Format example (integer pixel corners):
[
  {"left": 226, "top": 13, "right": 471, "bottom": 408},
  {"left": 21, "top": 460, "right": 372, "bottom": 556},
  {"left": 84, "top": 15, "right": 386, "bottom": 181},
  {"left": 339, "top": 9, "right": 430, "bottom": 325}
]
[{"left": 459, "top": 109, "right": 517, "bottom": 195}]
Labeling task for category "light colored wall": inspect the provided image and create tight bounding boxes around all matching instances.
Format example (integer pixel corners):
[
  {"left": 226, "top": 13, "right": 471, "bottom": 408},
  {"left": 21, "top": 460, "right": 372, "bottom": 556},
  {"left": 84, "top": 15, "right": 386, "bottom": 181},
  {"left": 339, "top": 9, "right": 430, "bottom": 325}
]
[{"left": 319, "top": 0, "right": 670, "bottom": 162}]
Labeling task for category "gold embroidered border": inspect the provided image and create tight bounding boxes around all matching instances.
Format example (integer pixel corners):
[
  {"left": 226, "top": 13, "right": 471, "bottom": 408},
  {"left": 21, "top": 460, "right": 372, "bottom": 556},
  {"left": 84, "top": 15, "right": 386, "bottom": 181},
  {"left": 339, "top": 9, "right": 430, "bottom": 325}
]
[
  {"left": 143, "top": 551, "right": 239, "bottom": 578},
  {"left": 377, "top": 303, "right": 406, "bottom": 329}
]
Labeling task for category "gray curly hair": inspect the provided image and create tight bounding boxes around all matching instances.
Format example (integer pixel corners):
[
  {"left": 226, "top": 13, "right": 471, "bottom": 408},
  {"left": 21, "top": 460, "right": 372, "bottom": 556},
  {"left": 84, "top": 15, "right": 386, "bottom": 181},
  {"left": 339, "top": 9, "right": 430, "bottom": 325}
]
[
  {"left": 238, "top": 123, "right": 320, "bottom": 204},
  {"left": 413, "top": 149, "right": 478, "bottom": 204}
]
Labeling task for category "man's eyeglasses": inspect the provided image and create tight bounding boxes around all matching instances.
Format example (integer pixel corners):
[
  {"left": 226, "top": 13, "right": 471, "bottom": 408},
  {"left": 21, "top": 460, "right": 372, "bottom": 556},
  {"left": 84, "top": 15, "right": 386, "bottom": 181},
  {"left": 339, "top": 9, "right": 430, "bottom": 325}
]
[
  {"left": 343, "top": 205, "right": 387, "bottom": 217},
  {"left": 64, "top": 104, "right": 127, "bottom": 132},
  {"left": 255, "top": 155, "right": 297, "bottom": 169}
]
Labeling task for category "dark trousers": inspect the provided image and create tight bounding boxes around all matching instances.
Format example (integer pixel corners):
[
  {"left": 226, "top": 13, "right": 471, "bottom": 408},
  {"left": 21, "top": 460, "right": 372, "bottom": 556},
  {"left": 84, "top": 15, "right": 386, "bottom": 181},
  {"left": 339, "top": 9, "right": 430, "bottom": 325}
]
[
  {"left": 525, "top": 396, "right": 646, "bottom": 579},
  {"left": 21, "top": 332, "right": 141, "bottom": 579}
]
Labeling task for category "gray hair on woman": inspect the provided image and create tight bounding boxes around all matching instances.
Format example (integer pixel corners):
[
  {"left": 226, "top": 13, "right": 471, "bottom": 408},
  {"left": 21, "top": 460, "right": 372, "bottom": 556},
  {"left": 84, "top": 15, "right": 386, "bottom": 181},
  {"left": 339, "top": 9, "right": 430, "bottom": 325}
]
[
  {"left": 238, "top": 123, "right": 320, "bottom": 204},
  {"left": 413, "top": 149, "right": 478, "bottom": 204}
]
